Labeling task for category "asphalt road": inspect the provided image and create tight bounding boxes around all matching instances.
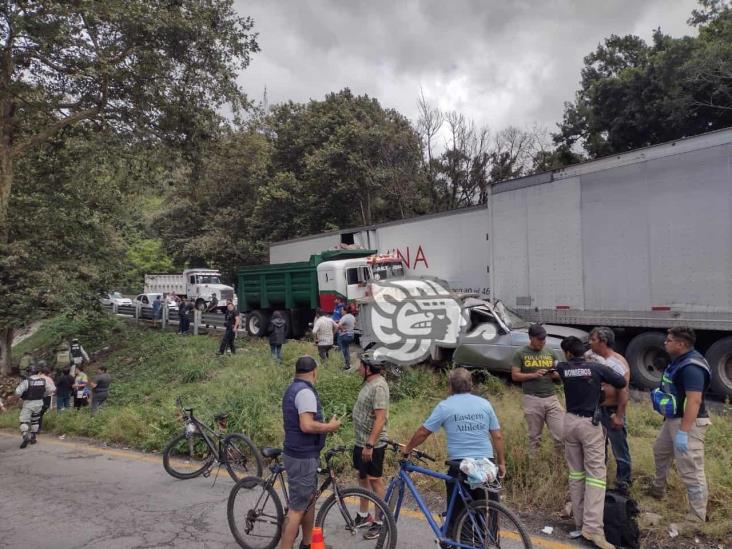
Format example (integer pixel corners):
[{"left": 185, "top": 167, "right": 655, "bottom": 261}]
[{"left": 0, "top": 431, "right": 579, "bottom": 549}]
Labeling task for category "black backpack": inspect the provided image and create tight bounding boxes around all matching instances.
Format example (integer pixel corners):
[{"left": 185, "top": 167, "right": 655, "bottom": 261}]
[{"left": 604, "top": 490, "right": 640, "bottom": 548}]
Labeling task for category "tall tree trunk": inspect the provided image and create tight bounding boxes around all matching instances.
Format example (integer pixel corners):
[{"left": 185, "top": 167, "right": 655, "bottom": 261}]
[
  {"left": 0, "top": 327, "right": 13, "bottom": 375},
  {"left": 0, "top": 128, "right": 12, "bottom": 241}
]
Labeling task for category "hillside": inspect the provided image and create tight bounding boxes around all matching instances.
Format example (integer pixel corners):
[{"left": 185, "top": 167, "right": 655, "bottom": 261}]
[{"left": 2, "top": 316, "right": 731, "bottom": 544}]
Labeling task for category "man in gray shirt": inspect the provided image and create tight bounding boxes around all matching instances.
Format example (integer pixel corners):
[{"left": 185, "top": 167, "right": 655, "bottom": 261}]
[
  {"left": 91, "top": 366, "right": 112, "bottom": 414},
  {"left": 337, "top": 308, "right": 356, "bottom": 370}
]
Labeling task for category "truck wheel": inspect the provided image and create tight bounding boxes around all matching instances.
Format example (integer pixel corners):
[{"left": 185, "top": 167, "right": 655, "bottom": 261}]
[
  {"left": 705, "top": 337, "right": 732, "bottom": 399},
  {"left": 246, "top": 310, "right": 269, "bottom": 337},
  {"left": 626, "top": 332, "right": 668, "bottom": 390}
]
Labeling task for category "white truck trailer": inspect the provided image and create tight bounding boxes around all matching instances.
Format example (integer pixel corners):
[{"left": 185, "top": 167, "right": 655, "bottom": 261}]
[
  {"left": 144, "top": 269, "right": 236, "bottom": 312},
  {"left": 270, "top": 127, "right": 732, "bottom": 397}
]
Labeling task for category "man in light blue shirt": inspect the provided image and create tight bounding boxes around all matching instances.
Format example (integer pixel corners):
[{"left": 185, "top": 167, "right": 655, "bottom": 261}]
[{"left": 403, "top": 367, "right": 506, "bottom": 536}]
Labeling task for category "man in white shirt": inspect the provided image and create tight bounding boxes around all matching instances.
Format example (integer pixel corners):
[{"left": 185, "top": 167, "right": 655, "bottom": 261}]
[{"left": 312, "top": 309, "right": 336, "bottom": 360}]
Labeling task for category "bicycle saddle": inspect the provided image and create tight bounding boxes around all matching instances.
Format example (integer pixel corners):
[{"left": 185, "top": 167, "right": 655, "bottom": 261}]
[
  {"left": 214, "top": 412, "right": 229, "bottom": 421},
  {"left": 261, "top": 447, "right": 282, "bottom": 458}
]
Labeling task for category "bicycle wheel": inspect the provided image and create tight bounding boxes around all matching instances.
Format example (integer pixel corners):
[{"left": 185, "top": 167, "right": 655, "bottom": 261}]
[
  {"left": 227, "top": 476, "right": 284, "bottom": 549},
  {"left": 224, "top": 433, "right": 264, "bottom": 481},
  {"left": 162, "top": 432, "right": 215, "bottom": 479},
  {"left": 315, "top": 487, "right": 397, "bottom": 549},
  {"left": 452, "top": 498, "right": 533, "bottom": 549}
]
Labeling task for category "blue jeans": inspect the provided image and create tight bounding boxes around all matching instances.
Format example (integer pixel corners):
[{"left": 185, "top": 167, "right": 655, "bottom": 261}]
[
  {"left": 601, "top": 407, "right": 632, "bottom": 486},
  {"left": 56, "top": 393, "right": 71, "bottom": 411},
  {"left": 338, "top": 333, "right": 354, "bottom": 368},
  {"left": 270, "top": 344, "right": 282, "bottom": 361}
]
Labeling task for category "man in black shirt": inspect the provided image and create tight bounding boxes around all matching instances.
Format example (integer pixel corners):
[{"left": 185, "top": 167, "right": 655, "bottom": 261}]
[
  {"left": 557, "top": 337, "right": 627, "bottom": 549},
  {"left": 217, "top": 301, "right": 240, "bottom": 355}
]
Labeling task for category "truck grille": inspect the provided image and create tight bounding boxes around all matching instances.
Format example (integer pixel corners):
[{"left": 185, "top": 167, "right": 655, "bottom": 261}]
[{"left": 220, "top": 290, "right": 234, "bottom": 301}]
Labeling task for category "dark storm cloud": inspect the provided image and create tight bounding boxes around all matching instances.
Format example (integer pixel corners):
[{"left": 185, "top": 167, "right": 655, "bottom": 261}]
[{"left": 235, "top": 0, "right": 697, "bottom": 131}]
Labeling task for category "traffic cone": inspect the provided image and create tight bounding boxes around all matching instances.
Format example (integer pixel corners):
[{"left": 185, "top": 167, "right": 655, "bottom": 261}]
[{"left": 310, "top": 526, "right": 325, "bottom": 549}]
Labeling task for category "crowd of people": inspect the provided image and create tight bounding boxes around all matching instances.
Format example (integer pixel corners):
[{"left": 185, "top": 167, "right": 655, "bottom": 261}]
[
  {"left": 277, "top": 323, "right": 713, "bottom": 549},
  {"left": 7, "top": 338, "right": 113, "bottom": 449}
]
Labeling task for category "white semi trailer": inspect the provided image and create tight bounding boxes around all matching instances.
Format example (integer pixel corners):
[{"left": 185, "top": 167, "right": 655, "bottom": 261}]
[{"left": 269, "top": 127, "right": 732, "bottom": 397}]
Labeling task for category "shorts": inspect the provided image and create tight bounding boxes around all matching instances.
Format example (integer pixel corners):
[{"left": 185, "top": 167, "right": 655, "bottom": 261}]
[
  {"left": 283, "top": 454, "right": 319, "bottom": 511},
  {"left": 352, "top": 445, "right": 386, "bottom": 479}
]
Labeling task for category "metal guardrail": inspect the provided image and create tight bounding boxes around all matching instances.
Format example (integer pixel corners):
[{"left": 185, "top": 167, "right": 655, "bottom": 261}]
[{"left": 103, "top": 302, "right": 243, "bottom": 335}]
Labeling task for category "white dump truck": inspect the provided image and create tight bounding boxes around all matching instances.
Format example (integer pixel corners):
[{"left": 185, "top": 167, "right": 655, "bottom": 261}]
[
  {"left": 269, "top": 127, "right": 732, "bottom": 397},
  {"left": 144, "top": 269, "right": 236, "bottom": 312}
]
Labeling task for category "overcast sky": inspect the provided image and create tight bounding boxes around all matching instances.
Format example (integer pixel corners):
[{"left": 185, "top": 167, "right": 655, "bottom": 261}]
[{"left": 234, "top": 0, "right": 698, "bottom": 134}]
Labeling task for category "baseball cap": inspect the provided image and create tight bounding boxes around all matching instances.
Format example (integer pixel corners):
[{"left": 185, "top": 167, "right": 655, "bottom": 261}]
[
  {"left": 295, "top": 355, "right": 318, "bottom": 373},
  {"left": 528, "top": 324, "right": 547, "bottom": 339}
]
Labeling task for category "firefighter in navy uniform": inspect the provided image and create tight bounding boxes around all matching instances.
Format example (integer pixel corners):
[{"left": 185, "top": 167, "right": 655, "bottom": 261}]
[
  {"left": 14, "top": 365, "right": 53, "bottom": 449},
  {"left": 556, "top": 336, "right": 628, "bottom": 549}
]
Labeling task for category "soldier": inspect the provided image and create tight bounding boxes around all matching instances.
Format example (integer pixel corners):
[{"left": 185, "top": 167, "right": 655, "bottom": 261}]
[
  {"left": 14, "top": 365, "right": 53, "bottom": 448},
  {"left": 69, "top": 338, "right": 90, "bottom": 376},
  {"left": 557, "top": 336, "right": 627, "bottom": 549}
]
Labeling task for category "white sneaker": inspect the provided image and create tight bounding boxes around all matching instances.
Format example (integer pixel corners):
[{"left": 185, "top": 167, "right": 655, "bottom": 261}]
[{"left": 568, "top": 530, "right": 582, "bottom": 539}]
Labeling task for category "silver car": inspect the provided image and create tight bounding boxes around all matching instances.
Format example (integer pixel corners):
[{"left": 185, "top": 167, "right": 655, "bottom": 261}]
[{"left": 451, "top": 298, "right": 588, "bottom": 372}]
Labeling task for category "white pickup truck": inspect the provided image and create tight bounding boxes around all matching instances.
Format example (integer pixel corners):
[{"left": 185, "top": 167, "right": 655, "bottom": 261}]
[{"left": 144, "top": 269, "right": 236, "bottom": 313}]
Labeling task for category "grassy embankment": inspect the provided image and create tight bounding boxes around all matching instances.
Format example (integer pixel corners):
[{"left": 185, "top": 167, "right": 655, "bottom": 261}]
[{"left": 4, "top": 316, "right": 731, "bottom": 541}]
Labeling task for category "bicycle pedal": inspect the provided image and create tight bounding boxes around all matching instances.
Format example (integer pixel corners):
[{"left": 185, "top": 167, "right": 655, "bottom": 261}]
[{"left": 202, "top": 469, "right": 212, "bottom": 478}]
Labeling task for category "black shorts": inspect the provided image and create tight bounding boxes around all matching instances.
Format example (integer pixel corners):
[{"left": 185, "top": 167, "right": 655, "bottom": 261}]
[{"left": 352, "top": 445, "right": 386, "bottom": 479}]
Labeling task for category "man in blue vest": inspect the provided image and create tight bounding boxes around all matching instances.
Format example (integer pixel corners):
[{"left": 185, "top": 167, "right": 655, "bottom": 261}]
[
  {"left": 280, "top": 356, "right": 342, "bottom": 549},
  {"left": 650, "top": 327, "right": 712, "bottom": 523}
]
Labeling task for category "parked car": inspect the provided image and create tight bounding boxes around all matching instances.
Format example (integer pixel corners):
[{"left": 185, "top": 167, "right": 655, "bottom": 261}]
[
  {"left": 134, "top": 293, "right": 178, "bottom": 310},
  {"left": 101, "top": 292, "right": 132, "bottom": 307}
]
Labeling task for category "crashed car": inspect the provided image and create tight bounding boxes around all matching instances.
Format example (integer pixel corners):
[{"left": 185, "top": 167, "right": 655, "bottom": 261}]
[
  {"left": 448, "top": 297, "right": 588, "bottom": 372},
  {"left": 357, "top": 278, "right": 587, "bottom": 374}
]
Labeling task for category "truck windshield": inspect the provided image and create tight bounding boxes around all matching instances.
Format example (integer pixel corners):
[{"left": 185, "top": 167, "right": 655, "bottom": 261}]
[
  {"left": 371, "top": 262, "right": 405, "bottom": 280},
  {"left": 195, "top": 275, "right": 221, "bottom": 284},
  {"left": 495, "top": 301, "right": 529, "bottom": 330}
]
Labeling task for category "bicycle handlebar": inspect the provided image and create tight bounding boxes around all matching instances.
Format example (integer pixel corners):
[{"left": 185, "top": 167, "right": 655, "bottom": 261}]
[
  {"left": 384, "top": 439, "right": 436, "bottom": 462},
  {"left": 324, "top": 445, "right": 348, "bottom": 463}
]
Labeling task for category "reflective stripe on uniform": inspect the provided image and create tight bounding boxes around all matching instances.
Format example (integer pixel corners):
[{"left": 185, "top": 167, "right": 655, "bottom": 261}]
[
  {"left": 585, "top": 476, "right": 606, "bottom": 488},
  {"left": 569, "top": 470, "right": 586, "bottom": 480}
]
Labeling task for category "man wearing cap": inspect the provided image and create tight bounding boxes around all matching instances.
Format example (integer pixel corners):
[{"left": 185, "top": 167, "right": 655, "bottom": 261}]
[
  {"left": 351, "top": 353, "right": 390, "bottom": 540},
  {"left": 511, "top": 323, "right": 565, "bottom": 457},
  {"left": 280, "top": 356, "right": 342, "bottom": 549}
]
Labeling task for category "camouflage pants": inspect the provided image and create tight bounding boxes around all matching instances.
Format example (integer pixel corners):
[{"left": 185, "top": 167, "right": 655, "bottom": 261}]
[{"left": 19, "top": 400, "right": 43, "bottom": 435}]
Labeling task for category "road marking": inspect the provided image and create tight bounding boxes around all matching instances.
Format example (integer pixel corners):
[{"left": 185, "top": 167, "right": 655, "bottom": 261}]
[{"left": 0, "top": 431, "right": 577, "bottom": 548}]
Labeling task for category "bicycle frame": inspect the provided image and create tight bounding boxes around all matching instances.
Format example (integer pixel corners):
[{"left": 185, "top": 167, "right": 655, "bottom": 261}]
[
  {"left": 264, "top": 458, "right": 337, "bottom": 515},
  {"left": 185, "top": 412, "right": 226, "bottom": 462},
  {"left": 385, "top": 460, "right": 478, "bottom": 549}
]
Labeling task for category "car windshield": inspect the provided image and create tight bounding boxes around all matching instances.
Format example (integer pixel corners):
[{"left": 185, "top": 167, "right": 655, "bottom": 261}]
[
  {"left": 196, "top": 275, "right": 221, "bottom": 284},
  {"left": 371, "top": 262, "right": 405, "bottom": 280},
  {"left": 110, "top": 292, "right": 124, "bottom": 299},
  {"left": 494, "top": 301, "right": 529, "bottom": 330}
]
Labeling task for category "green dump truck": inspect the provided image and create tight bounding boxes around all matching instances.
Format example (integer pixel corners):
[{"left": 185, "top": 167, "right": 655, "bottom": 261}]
[{"left": 237, "top": 249, "right": 405, "bottom": 337}]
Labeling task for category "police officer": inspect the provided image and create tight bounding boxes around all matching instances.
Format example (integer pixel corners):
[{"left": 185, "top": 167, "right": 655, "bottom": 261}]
[
  {"left": 69, "top": 338, "right": 89, "bottom": 376},
  {"left": 14, "top": 365, "right": 53, "bottom": 449},
  {"left": 557, "top": 336, "right": 627, "bottom": 549},
  {"left": 217, "top": 300, "right": 239, "bottom": 355}
]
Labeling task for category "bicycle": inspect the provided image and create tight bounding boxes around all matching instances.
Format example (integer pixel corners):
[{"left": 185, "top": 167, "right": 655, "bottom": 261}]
[
  {"left": 382, "top": 439, "right": 532, "bottom": 549},
  {"left": 227, "top": 445, "right": 397, "bottom": 549},
  {"left": 162, "top": 397, "right": 264, "bottom": 482}
]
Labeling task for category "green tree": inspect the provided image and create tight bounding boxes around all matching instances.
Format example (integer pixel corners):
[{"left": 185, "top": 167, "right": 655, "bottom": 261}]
[
  {"left": 0, "top": 0, "right": 259, "bottom": 373},
  {"left": 555, "top": 1, "right": 732, "bottom": 158}
]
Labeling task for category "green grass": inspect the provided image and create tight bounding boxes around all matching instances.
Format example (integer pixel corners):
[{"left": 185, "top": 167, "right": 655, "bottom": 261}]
[{"left": 3, "top": 317, "right": 731, "bottom": 542}]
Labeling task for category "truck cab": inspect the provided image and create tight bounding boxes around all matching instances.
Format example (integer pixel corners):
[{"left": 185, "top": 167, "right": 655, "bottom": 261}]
[
  {"left": 184, "top": 269, "right": 236, "bottom": 311},
  {"left": 316, "top": 254, "right": 404, "bottom": 311}
]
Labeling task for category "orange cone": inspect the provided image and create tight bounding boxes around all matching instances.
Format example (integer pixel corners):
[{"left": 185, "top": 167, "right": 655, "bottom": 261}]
[{"left": 310, "top": 527, "right": 325, "bottom": 549}]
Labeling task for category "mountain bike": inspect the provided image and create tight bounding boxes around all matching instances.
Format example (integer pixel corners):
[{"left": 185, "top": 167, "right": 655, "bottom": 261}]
[
  {"left": 383, "top": 439, "right": 532, "bottom": 549},
  {"left": 227, "top": 445, "right": 397, "bottom": 549},
  {"left": 162, "top": 397, "right": 264, "bottom": 482}
]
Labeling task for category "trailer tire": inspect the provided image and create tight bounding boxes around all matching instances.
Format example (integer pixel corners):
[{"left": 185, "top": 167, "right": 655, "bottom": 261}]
[
  {"left": 626, "top": 332, "right": 668, "bottom": 390},
  {"left": 705, "top": 337, "right": 732, "bottom": 399},
  {"left": 246, "top": 310, "right": 269, "bottom": 337}
]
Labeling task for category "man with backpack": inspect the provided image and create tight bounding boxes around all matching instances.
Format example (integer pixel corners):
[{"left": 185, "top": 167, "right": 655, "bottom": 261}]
[
  {"left": 557, "top": 336, "right": 627, "bottom": 549},
  {"left": 650, "top": 327, "right": 711, "bottom": 523}
]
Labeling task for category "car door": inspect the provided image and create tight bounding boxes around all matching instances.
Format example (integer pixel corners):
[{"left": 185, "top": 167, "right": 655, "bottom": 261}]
[{"left": 452, "top": 307, "right": 516, "bottom": 372}]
